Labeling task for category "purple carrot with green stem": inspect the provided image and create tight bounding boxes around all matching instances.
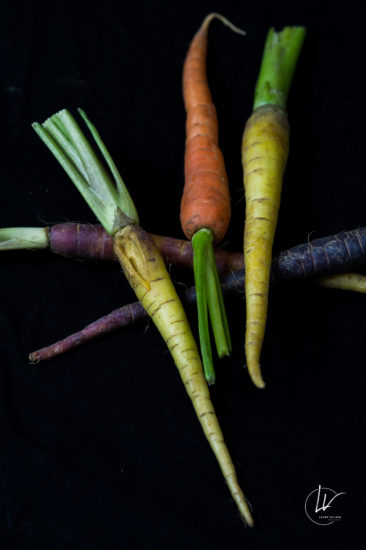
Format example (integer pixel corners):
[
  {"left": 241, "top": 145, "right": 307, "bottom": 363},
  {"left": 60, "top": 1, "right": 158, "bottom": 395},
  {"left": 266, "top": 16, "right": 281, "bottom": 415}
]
[{"left": 2, "top": 223, "right": 366, "bottom": 277}]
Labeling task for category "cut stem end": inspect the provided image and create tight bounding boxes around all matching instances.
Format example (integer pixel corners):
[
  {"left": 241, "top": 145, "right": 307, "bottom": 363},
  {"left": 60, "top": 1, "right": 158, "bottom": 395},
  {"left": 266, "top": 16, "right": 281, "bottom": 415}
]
[{"left": 253, "top": 26, "right": 306, "bottom": 111}]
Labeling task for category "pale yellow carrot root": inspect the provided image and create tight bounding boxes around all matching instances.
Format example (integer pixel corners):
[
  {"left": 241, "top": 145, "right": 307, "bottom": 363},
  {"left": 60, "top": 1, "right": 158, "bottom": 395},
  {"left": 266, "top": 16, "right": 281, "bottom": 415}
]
[
  {"left": 114, "top": 224, "right": 254, "bottom": 526},
  {"left": 242, "top": 105, "right": 289, "bottom": 388},
  {"left": 32, "top": 107, "right": 253, "bottom": 524},
  {"left": 313, "top": 272, "right": 366, "bottom": 293}
]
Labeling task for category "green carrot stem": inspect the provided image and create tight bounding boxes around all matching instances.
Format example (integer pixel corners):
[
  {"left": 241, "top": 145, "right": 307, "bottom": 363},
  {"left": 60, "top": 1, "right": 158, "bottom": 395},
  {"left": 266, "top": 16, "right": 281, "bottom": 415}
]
[
  {"left": 192, "top": 228, "right": 231, "bottom": 384},
  {"left": 206, "top": 245, "right": 232, "bottom": 357},
  {"left": 0, "top": 227, "right": 48, "bottom": 250},
  {"left": 253, "top": 26, "right": 306, "bottom": 112},
  {"left": 32, "top": 109, "right": 138, "bottom": 235},
  {"left": 192, "top": 229, "right": 213, "bottom": 384}
]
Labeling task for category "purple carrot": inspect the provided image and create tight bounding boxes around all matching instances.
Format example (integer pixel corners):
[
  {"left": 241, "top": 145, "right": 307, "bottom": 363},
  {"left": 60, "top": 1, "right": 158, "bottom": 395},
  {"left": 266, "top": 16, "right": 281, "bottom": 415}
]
[
  {"left": 7, "top": 222, "right": 366, "bottom": 278},
  {"left": 47, "top": 223, "right": 244, "bottom": 273},
  {"left": 5, "top": 223, "right": 366, "bottom": 362},
  {"left": 29, "top": 264, "right": 366, "bottom": 364},
  {"left": 29, "top": 302, "right": 147, "bottom": 363},
  {"left": 272, "top": 229, "right": 366, "bottom": 281},
  {"left": 49, "top": 223, "right": 116, "bottom": 261},
  {"left": 3, "top": 222, "right": 366, "bottom": 278}
]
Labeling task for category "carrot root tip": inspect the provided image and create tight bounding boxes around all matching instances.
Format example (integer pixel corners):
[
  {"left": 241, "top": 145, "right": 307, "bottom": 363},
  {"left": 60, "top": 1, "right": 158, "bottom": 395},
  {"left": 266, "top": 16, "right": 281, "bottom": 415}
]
[
  {"left": 202, "top": 12, "right": 246, "bottom": 36},
  {"left": 244, "top": 363, "right": 266, "bottom": 388},
  {"left": 29, "top": 354, "right": 40, "bottom": 364}
]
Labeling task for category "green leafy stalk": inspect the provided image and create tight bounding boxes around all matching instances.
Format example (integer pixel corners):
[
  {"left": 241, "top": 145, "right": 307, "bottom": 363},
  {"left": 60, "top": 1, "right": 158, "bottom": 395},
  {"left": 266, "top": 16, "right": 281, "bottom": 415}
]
[
  {"left": 192, "top": 228, "right": 232, "bottom": 385},
  {"left": 0, "top": 227, "right": 48, "bottom": 250},
  {"left": 253, "top": 26, "right": 306, "bottom": 112},
  {"left": 32, "top": 109, "right": 232, "bottom": 385},
  {"left": 32, "top": 109, "right": 138, "bottom": 235}
]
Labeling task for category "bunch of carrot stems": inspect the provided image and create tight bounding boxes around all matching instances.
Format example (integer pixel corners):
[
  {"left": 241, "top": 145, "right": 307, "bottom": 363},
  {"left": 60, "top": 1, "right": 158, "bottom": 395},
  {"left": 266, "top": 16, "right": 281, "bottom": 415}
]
[{"left": 3, "top": 16, "right": 359, "bottom": 527}]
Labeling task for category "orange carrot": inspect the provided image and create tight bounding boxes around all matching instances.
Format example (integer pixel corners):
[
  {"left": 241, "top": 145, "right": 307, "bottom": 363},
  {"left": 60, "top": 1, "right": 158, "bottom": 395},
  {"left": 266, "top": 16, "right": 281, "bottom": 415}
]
[
  {"left": 180, "top": 13, "right": 245, "bottom": 384},
  {"left": 181, "top": 13, "right": 244, "bottom": 242}
]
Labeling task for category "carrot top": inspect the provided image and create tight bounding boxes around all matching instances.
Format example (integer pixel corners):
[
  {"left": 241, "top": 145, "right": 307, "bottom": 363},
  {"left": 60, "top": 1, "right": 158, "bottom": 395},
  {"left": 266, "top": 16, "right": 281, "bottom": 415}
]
[
  {"left": 192, "top": 228, "right": 231, "bottom": 383},
  {"left": 32, "top": 109, "right": 139, "bottom": 235},
  {"left": 253, "top": 26, "right": 306, "bottom": 111}
]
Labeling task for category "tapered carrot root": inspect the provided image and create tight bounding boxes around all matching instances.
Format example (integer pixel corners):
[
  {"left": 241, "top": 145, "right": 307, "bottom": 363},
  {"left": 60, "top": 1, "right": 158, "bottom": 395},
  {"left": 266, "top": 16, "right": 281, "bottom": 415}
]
[
  {"left": 241, "top": 26, "right": 305, "bottom": 388},
  {"left": 29, "top": 267, "right": 366, "bottom": 363},
  {"left": 114, "top": 224, "right": 253, "bottom": 526},
  {"left": 33, "top": 108, "right": 254, "bottom": 525},
  {"left": 28, "top": 302, "right": 146, "bottom": 363},
  {"left": 181, "top": 13, "right": 244, "bottom": 242},
  {"left": 313, "top": 273, "right": 366, "bottom": 292},
  {"left": 242, "top": 105, "right": 289, "bottom": 388},
  {"left": 181, "top": 13, "right": 245, "bottom": 383}
]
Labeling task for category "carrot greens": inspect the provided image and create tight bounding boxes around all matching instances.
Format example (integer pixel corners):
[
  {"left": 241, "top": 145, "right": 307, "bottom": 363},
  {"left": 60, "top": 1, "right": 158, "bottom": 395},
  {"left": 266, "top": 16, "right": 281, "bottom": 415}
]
[
  {"left": 0, "top": 227, "right": 48, "bottom": 250},
  {"left": 192, "top": 228, "right": 231, "bottom": 384},
  {"left": 33, "top": 109, "right": 138, "bottom": 234}
]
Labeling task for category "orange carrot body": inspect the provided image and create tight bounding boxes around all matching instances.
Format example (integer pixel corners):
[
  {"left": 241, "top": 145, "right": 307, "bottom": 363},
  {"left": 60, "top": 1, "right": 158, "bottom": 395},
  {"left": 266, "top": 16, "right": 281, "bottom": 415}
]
[
  {"left": 180, "top": 14, "right": 235, "bottom": 244},
  {"left": 180, "top": 14, "right": 244, "bottom": 383}
]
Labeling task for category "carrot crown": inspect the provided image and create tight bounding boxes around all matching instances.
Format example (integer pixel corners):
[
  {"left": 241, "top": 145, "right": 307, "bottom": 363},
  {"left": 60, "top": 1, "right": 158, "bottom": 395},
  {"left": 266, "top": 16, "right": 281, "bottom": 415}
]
[
  {"left": 32, "top": 109, "right": 139, "bottom": 235},
  {"left": 253, "top": 26, "right": 306, "bottom": 112}
]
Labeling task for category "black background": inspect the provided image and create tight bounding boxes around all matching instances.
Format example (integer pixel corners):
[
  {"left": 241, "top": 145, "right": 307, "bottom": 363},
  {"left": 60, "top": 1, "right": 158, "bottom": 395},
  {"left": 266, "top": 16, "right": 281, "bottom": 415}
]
[{"left": 0, "top": 0, "right": 364, "bottom": 548}]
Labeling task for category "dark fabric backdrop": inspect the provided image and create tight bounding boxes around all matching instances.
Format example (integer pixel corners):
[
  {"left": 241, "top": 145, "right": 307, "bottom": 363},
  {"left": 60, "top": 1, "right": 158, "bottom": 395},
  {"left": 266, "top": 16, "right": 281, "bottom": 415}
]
[{"left": 0, "top": 1, "right": 364, "bottom": 548}]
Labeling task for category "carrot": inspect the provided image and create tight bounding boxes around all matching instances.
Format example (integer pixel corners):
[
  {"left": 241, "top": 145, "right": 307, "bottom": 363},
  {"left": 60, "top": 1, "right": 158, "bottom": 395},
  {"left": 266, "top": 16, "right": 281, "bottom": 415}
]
[
  {"left": 241, "top": 27, "right": 306, "bottom": 388},
  {"left": 28, "top": 301, "right": 148, "bottom": 362},
  {"left": 114, "top": 223, "right": 254, "bottom": 525},
  {"left": 4, "top": 222, "right": 366, "bottom": 281},
  {"left": 311, "top": 273, "right": 366, "bottom": 293},
  {"left": 32, "top": 108, "right": 254, "bottom": 526},
  {"left": 180, "top": 13, "right": 245, "bottom": 384},
  {"left": 181, "top": 12, "right": 244, "bottom": 242},
  {"left": 29, "top": 267, "right": 366, "bottom": 363},
  {"left": 25, "top": 221, "right": 366, "bottom": 363}
]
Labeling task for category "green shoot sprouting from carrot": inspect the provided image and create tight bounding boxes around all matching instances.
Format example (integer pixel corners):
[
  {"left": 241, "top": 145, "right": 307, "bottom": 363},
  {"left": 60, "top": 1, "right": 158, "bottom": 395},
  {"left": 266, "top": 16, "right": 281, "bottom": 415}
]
[
  {"left": 181, "top": 13, "right": 245, "bottom": 385},
  {"left": 241, "top": 27, "right": 306, "bottom": 388},
  {"left": 32, "top": 109, "right": 254, "bottom": 526}
]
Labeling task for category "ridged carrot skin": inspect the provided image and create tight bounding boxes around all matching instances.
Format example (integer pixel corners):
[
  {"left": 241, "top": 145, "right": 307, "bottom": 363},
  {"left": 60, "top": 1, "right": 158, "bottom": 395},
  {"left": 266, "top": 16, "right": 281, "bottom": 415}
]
[
  {"left": 240, "top": 26, "right": 305, "bottom": 388},
  {"left": 42, "top": 223, "right": 366, "bottom": 277},
  {"left": 242, "top": 105, "right": 289, "bottom": 388},
  {"left": 180, "top": 14, "right": 244, "bottom": 383},
  {"left": 181, "top": 13, "right": 239, "bottom": 244},
  {"left": 113, "top": 224, "right": 253, "bottom": 526}
]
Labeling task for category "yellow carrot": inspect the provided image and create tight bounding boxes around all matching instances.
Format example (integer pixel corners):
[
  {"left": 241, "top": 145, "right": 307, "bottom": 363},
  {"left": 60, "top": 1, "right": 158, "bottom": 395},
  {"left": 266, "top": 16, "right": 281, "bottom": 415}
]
[
  {"left": 242, "top": 105, "right": 289, "bottom": 388},
  {"left": 33, "top": 109, "right": 254, "bottom": 526},
  {"left": 242, "top": 27, "right": 305, "bottom": 388},
  {"left": 114, "top": 224, "right": 253, "bottom": 525},
  {"left": 313, "top": 272, "right": 366, "bottom": 293}
]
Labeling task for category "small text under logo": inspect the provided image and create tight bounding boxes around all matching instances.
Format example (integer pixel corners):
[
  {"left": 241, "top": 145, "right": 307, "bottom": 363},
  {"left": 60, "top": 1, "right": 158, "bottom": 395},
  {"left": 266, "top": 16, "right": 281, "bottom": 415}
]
[{"left": 305, "top": 484, "right": 346, "bottom": 526}]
